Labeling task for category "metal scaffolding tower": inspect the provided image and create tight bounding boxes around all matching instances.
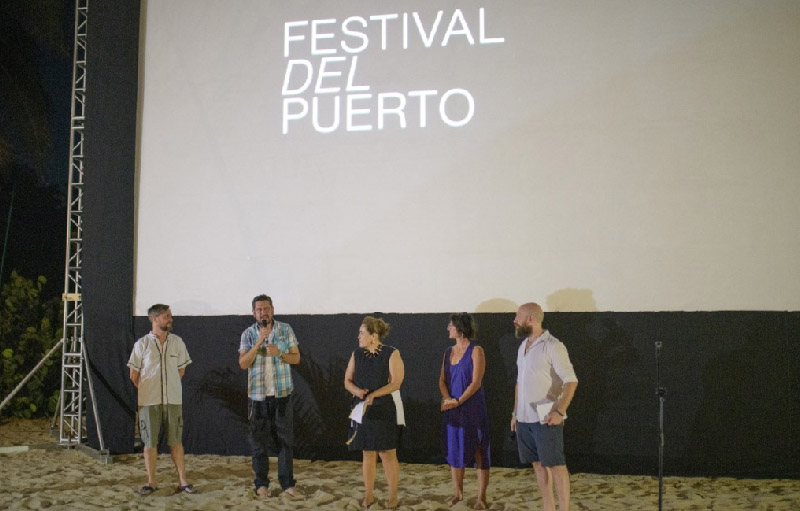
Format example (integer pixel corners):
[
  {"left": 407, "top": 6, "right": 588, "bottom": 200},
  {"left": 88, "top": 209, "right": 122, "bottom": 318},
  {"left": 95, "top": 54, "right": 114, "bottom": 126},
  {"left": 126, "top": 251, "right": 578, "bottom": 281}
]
[{"left": 58, "top": 0, "right": 106, "bottom": 459}]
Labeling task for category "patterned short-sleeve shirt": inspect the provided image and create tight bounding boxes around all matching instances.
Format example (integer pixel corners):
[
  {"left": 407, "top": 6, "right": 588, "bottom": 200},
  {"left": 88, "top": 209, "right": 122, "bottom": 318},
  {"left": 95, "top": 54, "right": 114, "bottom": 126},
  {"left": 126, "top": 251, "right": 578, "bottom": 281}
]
[{"left": 239, "top": 320, "right": 298, "bottom": 400}]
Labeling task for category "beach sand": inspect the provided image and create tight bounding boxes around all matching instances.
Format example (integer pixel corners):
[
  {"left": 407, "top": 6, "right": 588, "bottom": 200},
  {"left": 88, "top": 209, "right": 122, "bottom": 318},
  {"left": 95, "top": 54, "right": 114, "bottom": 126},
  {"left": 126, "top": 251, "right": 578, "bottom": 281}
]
[{"left": 1, "top": 418, "right": 797, "bottom": 510}]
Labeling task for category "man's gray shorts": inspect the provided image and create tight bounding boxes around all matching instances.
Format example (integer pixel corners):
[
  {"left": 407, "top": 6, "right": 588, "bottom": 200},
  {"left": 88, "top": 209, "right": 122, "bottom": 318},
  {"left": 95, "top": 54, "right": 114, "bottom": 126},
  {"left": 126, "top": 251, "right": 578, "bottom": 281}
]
[
  {"left": 138, "top": 404, "right": 183, "bottom": 448},
  {"left": 517, "top": 421, "right": 566, "bottom": 467}
]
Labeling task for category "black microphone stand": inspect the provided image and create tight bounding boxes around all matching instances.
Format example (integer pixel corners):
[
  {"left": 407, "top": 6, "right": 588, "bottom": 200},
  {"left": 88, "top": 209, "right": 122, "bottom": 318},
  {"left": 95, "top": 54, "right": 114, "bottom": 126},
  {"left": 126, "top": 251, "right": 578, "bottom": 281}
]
[{"left": 655, "top": 341, "right": 666, "bottom": 511}]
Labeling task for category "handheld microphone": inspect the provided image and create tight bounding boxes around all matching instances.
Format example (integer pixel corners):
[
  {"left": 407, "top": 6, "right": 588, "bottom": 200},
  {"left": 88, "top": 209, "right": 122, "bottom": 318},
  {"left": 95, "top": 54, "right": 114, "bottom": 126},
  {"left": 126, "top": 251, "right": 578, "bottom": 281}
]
[{"left": 260, "top": 319, "right": 271, "bottom": 345}]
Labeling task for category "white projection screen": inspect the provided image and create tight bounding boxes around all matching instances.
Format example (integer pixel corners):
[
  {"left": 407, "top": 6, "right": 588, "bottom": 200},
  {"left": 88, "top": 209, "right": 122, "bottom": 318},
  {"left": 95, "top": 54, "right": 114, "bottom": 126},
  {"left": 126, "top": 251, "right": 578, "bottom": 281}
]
[{"left": 135, "top": 0, "right": 800, "bottom": 315}]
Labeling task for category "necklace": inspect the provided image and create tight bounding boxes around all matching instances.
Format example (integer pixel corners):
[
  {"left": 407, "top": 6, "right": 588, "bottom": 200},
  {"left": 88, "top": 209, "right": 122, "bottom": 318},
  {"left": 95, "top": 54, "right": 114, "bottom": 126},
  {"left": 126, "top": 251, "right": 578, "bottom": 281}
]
[{"left": 363, "top": 343, "right": 382, "bottom": 358}]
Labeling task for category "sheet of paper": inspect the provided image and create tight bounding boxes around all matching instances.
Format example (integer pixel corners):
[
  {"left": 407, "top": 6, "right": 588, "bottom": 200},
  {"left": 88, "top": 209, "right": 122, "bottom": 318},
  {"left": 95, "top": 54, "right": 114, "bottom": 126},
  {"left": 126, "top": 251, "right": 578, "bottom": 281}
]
[
  {"left": 349, "top": 391, "right": 405, "bottom": 426},
  {"left": 536, "top": 401, "right": 567, "bottom": 423},
  {"left": 392, "top": 390, "right": 405, "bottom": 426},
  {"left": 349, "top": 401, "right": 366, "bottom": 424}
]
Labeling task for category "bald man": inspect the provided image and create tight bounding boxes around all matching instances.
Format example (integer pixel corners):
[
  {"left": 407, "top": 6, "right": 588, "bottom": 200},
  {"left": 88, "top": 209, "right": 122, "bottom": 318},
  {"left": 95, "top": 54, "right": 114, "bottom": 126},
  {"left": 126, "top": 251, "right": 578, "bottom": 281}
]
[{"left": 510, "top": 303, "right": 578, "bottom": 511}]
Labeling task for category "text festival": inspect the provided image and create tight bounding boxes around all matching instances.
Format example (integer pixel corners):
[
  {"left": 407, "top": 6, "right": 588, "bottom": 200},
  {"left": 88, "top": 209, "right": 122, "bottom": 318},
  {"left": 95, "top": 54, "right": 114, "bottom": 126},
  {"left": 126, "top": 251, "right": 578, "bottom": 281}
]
[{"left": 281, "top": 8, "right": 505, "bottom": 134}]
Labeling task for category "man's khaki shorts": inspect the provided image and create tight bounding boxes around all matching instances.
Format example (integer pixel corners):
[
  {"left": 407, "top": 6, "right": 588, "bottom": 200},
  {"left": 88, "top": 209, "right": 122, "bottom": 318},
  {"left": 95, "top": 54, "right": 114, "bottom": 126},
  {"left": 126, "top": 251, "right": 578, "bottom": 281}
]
[{"left": 138, "top": 404, "right": 183, "bottom": 448}]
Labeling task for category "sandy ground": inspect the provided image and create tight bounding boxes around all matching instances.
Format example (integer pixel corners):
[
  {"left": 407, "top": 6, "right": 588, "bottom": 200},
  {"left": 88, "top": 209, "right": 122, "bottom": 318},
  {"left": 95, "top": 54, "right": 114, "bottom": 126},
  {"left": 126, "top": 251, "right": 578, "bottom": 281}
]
[{"left": 1, "top": 418, "right": 798, "bottom": 510}]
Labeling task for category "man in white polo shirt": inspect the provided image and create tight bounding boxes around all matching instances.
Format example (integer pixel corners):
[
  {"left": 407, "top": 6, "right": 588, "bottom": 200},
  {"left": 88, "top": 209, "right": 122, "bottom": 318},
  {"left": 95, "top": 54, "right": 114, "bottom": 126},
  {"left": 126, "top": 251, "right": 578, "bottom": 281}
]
[
  {"left": 510, "top": 302, "right": 578, "bottom": 511},
  {"left": 128, "top": 304, "right": 194, "bottom": 496}
]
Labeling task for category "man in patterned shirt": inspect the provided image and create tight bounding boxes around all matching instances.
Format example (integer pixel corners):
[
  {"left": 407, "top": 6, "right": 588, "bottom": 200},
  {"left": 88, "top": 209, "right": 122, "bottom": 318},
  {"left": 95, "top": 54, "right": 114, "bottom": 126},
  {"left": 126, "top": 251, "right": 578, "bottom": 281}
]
[{"left": 238, "top": 294, "right": 301, "bottom": 498}]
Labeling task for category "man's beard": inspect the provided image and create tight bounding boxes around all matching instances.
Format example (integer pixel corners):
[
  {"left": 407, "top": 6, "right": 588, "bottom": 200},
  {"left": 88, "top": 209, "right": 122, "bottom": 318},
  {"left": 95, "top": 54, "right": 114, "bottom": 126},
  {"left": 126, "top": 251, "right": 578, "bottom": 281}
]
[{"left": 515, "top": 324, "right": 533, "bottom": 339}]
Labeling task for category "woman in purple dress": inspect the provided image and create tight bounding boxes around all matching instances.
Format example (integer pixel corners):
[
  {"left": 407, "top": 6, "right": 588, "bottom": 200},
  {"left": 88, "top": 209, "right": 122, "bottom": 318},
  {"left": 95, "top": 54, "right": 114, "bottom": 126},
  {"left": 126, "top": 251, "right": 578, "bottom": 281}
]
[{"left": 439, "top": 313, "right": 490, "bottom": 509}]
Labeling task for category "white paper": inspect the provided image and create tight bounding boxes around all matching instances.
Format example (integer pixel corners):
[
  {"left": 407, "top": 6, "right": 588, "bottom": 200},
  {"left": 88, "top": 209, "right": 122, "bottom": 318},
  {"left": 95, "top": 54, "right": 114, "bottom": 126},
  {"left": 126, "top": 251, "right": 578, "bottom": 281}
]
[
  {"left": 348, "top": 391, "right": 405, "bottom": 426},
  {"left": 392, "top": 390, "right": 405, "bottom": 426},
  {"left": 349, "top": 401, "right": 366, "bottom": 424},
  {"left": 536, "top": 401, "right": 566, "bottom": 423}
]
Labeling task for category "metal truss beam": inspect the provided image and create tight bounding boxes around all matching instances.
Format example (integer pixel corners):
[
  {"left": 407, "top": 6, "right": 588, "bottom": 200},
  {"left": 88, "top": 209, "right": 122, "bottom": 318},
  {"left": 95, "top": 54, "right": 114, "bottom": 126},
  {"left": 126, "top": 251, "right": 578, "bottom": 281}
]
[{"left": 58, "top": 0, "right": 106, "bottom": 456}]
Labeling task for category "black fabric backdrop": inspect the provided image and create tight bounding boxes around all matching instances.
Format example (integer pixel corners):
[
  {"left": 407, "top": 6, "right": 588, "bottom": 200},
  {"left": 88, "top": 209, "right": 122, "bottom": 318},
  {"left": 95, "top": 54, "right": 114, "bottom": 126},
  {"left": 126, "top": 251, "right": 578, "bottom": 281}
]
[
  {"left": 82, "top": 1, "right": 799, "bottom": 478},
  {"left": 82, "top": 0, "right": 139, "bottom": 454}
]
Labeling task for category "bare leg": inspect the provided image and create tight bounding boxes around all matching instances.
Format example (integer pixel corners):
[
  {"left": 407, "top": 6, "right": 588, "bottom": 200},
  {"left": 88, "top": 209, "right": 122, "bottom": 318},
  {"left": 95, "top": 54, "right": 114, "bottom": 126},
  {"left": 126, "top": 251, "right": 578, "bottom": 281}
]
[
  {"left": 550, "top": 465, "right": 570, "bottom": 511},
  {"left": 378, "top": 449, "right": 399, "bottom": 508},
  {"left": 361, "top": 451, "right": 377, "bottom": 507},
  {"left": 449, "top": 466, "right": 464, "bottom": 506},
  {"left": 533, "top": 462, "right": 555, "bottom": 511},
  {"left": 170, "top": 443, "right": 189, "bottom": 487},
  {"left": 475, "top": 469, "right": 490, "bottom": 510},
  {"left": 143, "top": 447, "right": 157, "bottom": 487},
  {"left": 474, "top": 449, "right": 489, "bottom": 510}
]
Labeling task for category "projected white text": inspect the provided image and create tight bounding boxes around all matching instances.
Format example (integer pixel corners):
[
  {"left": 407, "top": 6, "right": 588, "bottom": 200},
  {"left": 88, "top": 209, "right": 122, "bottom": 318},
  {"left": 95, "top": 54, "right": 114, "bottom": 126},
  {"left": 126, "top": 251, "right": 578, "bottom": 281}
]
[{"left": 281, "top": 7, "right": 504, "bottom": 134}]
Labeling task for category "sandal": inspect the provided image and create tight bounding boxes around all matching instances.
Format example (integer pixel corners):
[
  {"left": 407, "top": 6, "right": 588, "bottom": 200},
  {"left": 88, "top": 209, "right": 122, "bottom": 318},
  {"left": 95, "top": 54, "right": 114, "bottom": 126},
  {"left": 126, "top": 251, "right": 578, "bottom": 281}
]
[
  {"left": 177, "top": 484, "right": 197, "bottom": 494},
  {"left": 136, "top": 485, "right": 156, "bottom": 496}
]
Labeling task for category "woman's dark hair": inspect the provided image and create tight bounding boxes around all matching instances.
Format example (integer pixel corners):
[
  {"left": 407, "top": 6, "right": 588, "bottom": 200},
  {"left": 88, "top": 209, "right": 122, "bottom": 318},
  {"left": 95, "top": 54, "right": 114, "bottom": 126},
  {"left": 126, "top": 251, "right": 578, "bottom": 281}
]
[{"left": 450, "top": 312, "right": 476, "bottom": 339}]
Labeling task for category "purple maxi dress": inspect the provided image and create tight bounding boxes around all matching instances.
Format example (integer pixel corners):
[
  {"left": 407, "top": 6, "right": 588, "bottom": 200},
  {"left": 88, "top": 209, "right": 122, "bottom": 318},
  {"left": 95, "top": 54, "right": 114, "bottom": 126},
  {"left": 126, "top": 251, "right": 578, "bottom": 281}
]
[{"left": 441, "top": 343, "right": 491, "bottom": 468}]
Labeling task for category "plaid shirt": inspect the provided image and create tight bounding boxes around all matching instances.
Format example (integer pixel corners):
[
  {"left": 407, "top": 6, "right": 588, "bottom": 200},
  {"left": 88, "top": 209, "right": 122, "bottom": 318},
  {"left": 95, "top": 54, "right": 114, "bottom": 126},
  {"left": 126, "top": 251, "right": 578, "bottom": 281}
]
[{"left": 239, "top": 320, "right": 298, "bottom": 399}]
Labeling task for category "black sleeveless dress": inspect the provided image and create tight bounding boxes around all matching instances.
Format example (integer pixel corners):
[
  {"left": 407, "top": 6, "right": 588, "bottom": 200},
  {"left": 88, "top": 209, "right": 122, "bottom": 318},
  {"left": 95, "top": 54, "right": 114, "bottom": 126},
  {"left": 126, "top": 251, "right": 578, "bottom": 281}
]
[{"left": 347, "top": 344, "right": 399, "bottom": 451}]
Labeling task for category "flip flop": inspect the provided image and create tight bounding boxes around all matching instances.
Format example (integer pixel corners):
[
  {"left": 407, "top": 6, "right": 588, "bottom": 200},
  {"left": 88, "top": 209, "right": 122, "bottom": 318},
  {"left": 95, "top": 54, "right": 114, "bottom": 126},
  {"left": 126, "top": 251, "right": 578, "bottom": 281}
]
[
  {"left": 177, "top": 484, "right": 197, "bottom": 494},
  {"left": 136, "top": 485, "right": 156, "bottom": 496}
]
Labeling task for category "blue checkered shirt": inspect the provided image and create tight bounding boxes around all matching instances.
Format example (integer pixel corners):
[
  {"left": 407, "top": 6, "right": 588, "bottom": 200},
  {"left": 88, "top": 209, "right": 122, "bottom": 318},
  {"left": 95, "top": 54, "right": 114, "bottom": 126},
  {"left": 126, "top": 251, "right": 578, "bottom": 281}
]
[{"left": 239, "top": 320, "right": 298, "bottom": 399}]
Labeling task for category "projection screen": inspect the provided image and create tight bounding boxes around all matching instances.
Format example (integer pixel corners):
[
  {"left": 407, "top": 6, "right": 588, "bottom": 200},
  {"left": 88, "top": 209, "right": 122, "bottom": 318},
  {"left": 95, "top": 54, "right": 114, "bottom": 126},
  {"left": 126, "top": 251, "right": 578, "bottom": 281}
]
[{"left": 135, "top": 0, "right": 800, "bottom": 315}]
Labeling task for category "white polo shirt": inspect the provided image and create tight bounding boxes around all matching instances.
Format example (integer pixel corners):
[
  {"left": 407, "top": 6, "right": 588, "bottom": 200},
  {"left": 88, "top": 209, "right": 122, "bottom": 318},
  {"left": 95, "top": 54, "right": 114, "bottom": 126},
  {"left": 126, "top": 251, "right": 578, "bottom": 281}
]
[
  {"left": 128, "top": 332, "right": 192, "bottom": 406},
  {"left": 515, "top": 330, "right": 578, "bottom": 423}
]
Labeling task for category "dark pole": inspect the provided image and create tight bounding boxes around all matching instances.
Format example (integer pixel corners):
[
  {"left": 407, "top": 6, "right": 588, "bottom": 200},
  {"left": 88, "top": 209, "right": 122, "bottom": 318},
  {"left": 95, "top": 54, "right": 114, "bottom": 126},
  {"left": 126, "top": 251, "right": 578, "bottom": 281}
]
[
  {"left": 0, "top": 184, "right": 14, "bottom": 291},
  {"left": 655, "top": 341, "right": 666, "bottom": 511}
]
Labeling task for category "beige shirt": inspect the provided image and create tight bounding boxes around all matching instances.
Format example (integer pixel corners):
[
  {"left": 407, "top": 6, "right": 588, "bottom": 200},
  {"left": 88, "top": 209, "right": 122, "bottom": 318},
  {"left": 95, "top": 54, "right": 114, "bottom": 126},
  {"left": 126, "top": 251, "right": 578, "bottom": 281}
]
[{"left": 128, "top": 333, "right": 192, "bottom": 406}]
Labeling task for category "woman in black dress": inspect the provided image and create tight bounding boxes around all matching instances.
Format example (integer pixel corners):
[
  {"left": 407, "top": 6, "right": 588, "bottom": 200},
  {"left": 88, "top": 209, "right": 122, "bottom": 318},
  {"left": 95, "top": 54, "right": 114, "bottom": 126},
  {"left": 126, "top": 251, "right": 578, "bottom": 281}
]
[{"left": 344, "top": 316, "right": 405, "bottom": 509}]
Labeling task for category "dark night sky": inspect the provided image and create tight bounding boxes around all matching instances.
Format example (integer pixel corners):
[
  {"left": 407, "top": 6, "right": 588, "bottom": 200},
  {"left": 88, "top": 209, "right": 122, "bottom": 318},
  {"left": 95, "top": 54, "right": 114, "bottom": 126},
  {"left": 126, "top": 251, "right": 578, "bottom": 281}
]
[
  {"left": 28, "top": 0, "right": 74, "bottom": 186},
  {"left": 0, "top": 0, "right": 75, "bottom": 294},
  {"left": 39, "top": 22, "right": 73, "bottom": 187}
]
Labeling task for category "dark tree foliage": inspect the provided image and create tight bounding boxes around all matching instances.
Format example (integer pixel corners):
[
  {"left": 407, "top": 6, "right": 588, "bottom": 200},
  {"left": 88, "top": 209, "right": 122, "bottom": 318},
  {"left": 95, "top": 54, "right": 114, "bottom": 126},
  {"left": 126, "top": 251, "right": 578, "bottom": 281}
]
[{"left": 0, "top": 271, "right": 62, "bottom": 418}]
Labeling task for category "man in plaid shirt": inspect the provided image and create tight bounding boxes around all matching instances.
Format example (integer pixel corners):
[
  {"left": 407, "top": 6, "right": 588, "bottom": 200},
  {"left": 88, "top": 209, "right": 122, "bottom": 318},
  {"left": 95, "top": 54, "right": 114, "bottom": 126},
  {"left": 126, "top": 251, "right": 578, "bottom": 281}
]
[{"left": 239, "top": 294, "right": 301, "bottom": 498}]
